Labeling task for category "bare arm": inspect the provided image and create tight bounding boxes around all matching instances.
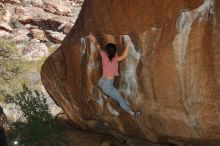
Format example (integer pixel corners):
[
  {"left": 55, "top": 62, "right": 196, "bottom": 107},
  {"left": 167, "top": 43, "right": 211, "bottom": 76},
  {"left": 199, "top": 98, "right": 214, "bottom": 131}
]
[
  {"left": 94, "top": 41, "right": 101, "bottom": 52},
  {"left": 116, "top": 42, "right": 130, "bottom": 62},
  {"left": 88, "top": 33, "right": 101, "bottom": 52}
]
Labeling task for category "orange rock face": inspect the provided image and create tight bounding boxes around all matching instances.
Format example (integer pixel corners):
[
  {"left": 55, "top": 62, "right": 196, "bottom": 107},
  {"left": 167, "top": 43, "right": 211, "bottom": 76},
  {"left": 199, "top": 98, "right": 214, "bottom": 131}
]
[{"left": 41, "top": 0, "right": 220, "bottom": 144}]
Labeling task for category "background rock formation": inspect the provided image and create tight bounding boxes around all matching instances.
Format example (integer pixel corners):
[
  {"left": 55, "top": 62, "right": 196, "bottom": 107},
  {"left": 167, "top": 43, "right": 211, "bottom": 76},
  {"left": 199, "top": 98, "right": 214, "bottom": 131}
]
[
  {"left": 41, "top": 0, "right": 220, "bottom": 145},
  {"left": 0, "top": 0, "right": 82, "bottom": 121}
]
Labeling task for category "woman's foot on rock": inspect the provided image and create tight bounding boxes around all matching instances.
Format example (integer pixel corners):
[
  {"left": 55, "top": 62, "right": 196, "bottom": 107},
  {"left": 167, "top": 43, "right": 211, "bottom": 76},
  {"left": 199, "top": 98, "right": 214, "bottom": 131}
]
[{"left": 133, "top": 111, "right": 142, "bottom": 118}]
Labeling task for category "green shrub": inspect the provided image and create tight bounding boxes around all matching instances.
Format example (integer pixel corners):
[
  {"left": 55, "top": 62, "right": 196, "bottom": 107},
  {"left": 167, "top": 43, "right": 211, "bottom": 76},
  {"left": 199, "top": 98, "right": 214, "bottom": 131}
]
[
  {"left": 0, "top": 37, "right": 47, "bottom": 102},
  {"left": 5, "top": 85, "right": 67, "bottom": 146},
  {"left": 9, "top": 20, "right": 25, "bottom": 29},
  {"left": 0, "top": 38, "right": 23, "bottom": 101},
  {"left": 0, "top": 38, "right": 21, "bottom": 80}
]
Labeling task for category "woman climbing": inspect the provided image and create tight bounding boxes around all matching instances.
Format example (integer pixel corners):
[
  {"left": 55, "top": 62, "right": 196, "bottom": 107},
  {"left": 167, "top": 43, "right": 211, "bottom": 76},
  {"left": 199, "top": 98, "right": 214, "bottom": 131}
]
[{"left": 88, "top": 33, "right": 141, "bottom": 117}]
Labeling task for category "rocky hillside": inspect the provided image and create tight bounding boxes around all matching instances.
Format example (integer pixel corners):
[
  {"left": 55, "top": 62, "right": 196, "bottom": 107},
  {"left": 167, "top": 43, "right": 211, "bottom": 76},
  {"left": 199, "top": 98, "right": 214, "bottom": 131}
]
[
  {"left": 0, "top": 0, "right": 82, "bottom": 43},
  {"left": 41, "top": 0, "right": 220, "bottom": 145},
  {"left": 0, "top": 0, "right": 83, "bottom": 120}
]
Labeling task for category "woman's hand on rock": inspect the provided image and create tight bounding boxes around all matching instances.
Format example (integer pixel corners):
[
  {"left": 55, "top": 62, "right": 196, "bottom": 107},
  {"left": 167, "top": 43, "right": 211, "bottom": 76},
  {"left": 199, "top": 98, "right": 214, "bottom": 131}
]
[{"left": 88, "top": 33, "right": 97, "bottom": 43}]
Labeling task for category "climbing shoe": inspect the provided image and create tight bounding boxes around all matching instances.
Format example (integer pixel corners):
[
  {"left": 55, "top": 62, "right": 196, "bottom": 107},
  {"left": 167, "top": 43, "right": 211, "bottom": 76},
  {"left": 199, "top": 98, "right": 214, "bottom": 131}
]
[{"left": 133, "top": 111, "right": 142, "bottom": 118}]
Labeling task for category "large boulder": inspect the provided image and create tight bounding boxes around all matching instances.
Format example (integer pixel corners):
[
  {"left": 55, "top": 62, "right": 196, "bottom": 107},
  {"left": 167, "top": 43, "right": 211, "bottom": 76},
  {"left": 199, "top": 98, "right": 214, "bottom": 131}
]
[{"left": 41, "top": 0, "right": 220, "bottom": 145}]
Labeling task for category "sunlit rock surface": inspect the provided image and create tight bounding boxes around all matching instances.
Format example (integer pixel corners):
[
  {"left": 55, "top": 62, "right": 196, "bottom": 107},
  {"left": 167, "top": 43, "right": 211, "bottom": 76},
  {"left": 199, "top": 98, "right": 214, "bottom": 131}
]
[{"left": 41, "top": 0, "right": 220, "bottom": 145}]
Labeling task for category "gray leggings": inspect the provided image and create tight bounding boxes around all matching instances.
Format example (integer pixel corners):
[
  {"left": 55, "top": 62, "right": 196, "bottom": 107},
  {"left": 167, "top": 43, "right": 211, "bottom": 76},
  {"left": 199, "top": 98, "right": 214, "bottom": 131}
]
[{"left": 98, "top": 76, "right": 132, "bottom": 113}]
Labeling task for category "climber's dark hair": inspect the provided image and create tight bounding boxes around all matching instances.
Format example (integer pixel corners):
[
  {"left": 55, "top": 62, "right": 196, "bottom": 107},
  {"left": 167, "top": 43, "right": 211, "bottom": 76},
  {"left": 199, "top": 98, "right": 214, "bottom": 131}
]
[{"left": 105, "top": 43, "right": 117, "bottom": 61}]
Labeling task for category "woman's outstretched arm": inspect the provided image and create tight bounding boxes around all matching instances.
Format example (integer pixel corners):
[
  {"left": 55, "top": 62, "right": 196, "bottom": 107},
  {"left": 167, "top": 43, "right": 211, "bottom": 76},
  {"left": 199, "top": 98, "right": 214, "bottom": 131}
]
[
  {"left": 116, "top": 41, "right": 130, "bottom": 61},
  {"left": 88, "top": 33, "right": 101, "bottom": 52}
]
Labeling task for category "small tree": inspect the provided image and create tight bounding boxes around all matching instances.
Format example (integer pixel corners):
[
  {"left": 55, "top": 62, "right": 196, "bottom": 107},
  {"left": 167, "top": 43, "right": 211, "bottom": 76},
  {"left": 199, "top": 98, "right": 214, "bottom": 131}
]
[{"left": 5, "top": 85, "right": 67, "bottom": 146}]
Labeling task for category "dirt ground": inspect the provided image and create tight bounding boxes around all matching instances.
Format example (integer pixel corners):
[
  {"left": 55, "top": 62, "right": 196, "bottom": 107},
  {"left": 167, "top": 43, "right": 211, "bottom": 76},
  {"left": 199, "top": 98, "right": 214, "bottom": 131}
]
[
  {"left": 65, "top": 128, "right": 123, "bottom": 146},
  {"left": 6, "top": 127, "right": 125, "bottom": 146}
]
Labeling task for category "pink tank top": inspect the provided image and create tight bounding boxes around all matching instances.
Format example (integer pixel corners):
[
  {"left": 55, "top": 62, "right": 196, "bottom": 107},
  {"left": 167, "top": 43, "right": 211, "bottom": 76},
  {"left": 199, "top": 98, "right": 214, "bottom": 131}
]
[{"left": 100, "top": 51, "right": 119, "bottom": 77}]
